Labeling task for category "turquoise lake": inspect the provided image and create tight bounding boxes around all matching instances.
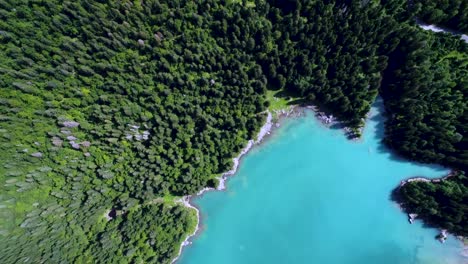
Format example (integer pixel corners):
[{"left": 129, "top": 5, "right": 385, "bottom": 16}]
[{"left": 178, "top": 103, "right": 466, "bottom": 264}]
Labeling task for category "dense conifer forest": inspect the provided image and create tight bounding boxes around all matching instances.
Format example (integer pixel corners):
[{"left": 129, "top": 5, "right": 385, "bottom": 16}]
[
  {"left": 413, "top": 0, "right": 468, "bottom": 33},
  {"left": 0, "top": 0, "right": 466, "bottom": 263},
  {"left": 397, "top": 172, "right": 468, "bottom": 237}
]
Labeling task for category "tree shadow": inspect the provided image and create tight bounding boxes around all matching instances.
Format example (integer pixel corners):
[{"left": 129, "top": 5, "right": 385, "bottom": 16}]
[
  {"left": 270, "top": 89, "right": 302, "bottom": 100},
  {"left": 271, "top": 90, "right": 448, "bottom": 173},
  {"left": 371, "top": 98, "right": 447, "bottom": 173},
  {"left": 287, "top": 98, "right": 309, "bottom": 106},
  {"left": 389, "top": 185, "right": 449, "bottom": 236}
]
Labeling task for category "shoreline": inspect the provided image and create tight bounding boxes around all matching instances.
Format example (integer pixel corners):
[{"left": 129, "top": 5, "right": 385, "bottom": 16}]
[
  {"left": 393, "top": 171, "right": 467, "bottom": 247},
  {"left": 172, "top": 103, "right": 376, "bottom": 263},
  {"left": 171, "top": 106, "right": 305, "bottom": 264},
  {"left": 398, "top": 171, "right": 456, "bottom": 187},
  {"left": 416, "top": 19, "right": 468, "bottom": 44},
  {"left": 172, "top": 102, "right": 466, "bottom": 263}
]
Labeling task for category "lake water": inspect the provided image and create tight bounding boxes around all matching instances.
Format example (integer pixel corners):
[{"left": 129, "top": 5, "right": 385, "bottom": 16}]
[{"left": 178, "top": 102, "right": 466, "bottom": 264}]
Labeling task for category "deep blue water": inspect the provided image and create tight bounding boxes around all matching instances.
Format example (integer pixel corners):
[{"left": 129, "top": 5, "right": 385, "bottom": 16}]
[{"left": 179, "top": 103, "right": 466, "bottom": 264}]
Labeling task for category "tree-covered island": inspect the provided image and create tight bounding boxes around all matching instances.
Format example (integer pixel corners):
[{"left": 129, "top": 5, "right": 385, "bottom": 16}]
[{"left": 0, "top": 0, "right": 466, "bottom": 263}]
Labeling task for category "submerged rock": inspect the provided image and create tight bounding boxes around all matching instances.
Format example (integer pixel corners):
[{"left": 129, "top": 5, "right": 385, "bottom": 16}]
[
  {"left": 408, "top": 213, "right": 418, "bottom": 224},
  {"left": 436, "top": 230, "right": 448, "bottom": 243}
]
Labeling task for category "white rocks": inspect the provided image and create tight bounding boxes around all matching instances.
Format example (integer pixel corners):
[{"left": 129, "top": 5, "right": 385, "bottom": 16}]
[
  {"left": 436, "top": 230, "right": 448, "bottom": 243},
  {"left": 173, "top": 110, "right": 277, "bottom": 264},
  {"left": 196, "top": 187, "right": 214, "bottom": 196},
  {"left": 31, "top": 152, "right": 43, "bottom": 158},
  {"left": 221, "top": 140, "right": 254, "bottom": 181},
  {"left": 142, "top": 130, "right": 150, "bottom": 140},
  {"left": 408, "top": 213, "right": 418, "bottom": 224},
  {"left": 317, "top": 112, "right": 334, "bottom": 125},
  {"left": 256, "top": 111, "right": 272, "bottom": 143},
  {"left": 126, "top": 124, "right": 150, "bottom": 141},
  {"left": 62, "top": 121, "right": 80, "bottom": 128},
  {"left": 417, "top": 20, "right": 468, "bottom": 44},
  {"left": 218, "top": 111, "right": 273, "bottom": 191},
  {"left": 51, "top": 137, "right": 63, "bottom": 147},
  {"left": 172, "top": 197, "right": 200, "bottom": 264},
  {"left": 405, "top": 177, "right": 432, "bottom": 183},
  {"left": 154, "top": 33, "right": 162, "bottom": 41},
  {"left": 66, "top": 136, "right": 77, "bottom": 141},
  {"left": 60, "top": 129, "right": 71, "bottom": 135},
  {"left": 104, "top": 209, "right": 113, "bottom": 221},
  {"left": 154, "top": 32, "right": 164, "bottom": 41},
  {"left": 70, "top": 142, "right": 80, "bottom": 149}
]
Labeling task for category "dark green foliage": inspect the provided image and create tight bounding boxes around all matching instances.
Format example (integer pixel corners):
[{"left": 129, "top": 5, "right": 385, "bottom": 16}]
[
  {"left": 397, "top": 172, "right": 468, "bottom": 236},
  {"left": 89, "top": 203, "right": 197, "bottom": 264},
  {"left": 259, "top": 0, "right": 412, "bottom": 126},
  {"left": 0, "top": 202, "right": 196, "bottom": 263},
  {"left": 413, "top": 0, "right": 468, "bottom": 33},
  {"left": 382, "top": 29, "right": 468, "bottom": 170},
  {"left": 0, "top": 0, "right": 264, "bottom": 262},
  {"left": 382, "top": 27, "right": 468, "bottom": 239}
]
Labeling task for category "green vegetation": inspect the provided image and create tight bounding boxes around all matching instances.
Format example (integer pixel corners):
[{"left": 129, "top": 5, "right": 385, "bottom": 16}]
[
  {"left": 257, "top": 0, "right": 407, "bottom": 128},
  {"left": 265, "top": 90, "right": 295, "bottom": 112},
  {"left": 382, "top": 30, "right": 467, "bottom": 171},
  {"left": 0, "top": 0, "right": 466, "bottom": 262},
  {"left": 397, "top": 172, "right": 468, "bottom": 237},
  {"left": 0, "top": 0, "right": 266, "bottom": 262},
  {"left": 413, "top": 0, "right": 468, "bottom": 33},
  {"left": 382, "top": 29, "right": 468, "bottom": 238}
]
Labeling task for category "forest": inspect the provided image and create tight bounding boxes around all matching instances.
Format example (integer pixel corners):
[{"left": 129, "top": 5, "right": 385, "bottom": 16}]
[
  {"left": 413, "top": 0, "right": 468, "bottom": 33},
  {"left": 0, "top": 0, "right": 466, "bottom": 263},
  {"left": 396, "top": 172, "right": 468, "bottom": 237}
]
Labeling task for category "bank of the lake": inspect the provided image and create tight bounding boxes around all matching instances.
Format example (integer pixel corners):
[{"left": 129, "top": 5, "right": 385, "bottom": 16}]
[
  {"left": 417, "top": 20, "right": 468, "bottom": 43},
  {"left": 172, "top": 107, "right": 305, "bottom": 264},
  {"left": 177, "top": 103, "right": 466, "bottom": 264}
]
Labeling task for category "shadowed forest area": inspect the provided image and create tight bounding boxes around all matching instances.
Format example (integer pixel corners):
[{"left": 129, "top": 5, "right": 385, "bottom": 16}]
[
  {"left": 413, "top": 0, "right": 468, "bottom": 34},
  {"left": 0, "top": 0, "right": 466, "bottom": 263}
]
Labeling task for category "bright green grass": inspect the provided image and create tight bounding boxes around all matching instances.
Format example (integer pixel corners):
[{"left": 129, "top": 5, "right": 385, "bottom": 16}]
[
  {"left": 265, "top": 90, "right": 294, "bottom": 112},
  {"left": 163, "top": 194, "right": 177, "bottom": 205},
  {"left": 229, "top": 0, "right": 256, "bottom": 7}
]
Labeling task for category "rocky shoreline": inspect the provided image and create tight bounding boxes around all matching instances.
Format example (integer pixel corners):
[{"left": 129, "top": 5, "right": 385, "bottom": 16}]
[
  {"left": 398, "top": 171, "right": 456, "bottom": 187},
  {"left": 171, "top": 110, "right": 274, "bottom": 263},
  {"left": 171, "top": 106, "right": 311, "bottom": 263},
  {"left": 172, "top": 104, "right": 375, "bottom": 263},
  {"left": 173, "top": 103, "right": 466, "bottom": 263},
  {"left": 217, "top": 106, "right": 306, "bottom": 191},
  {"left": 394, "top": 171, "right": 466, "bottom": 246}
]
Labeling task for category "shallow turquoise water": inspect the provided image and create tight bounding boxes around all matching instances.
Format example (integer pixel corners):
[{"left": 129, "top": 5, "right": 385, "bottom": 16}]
[{"left": 179, "top": 104, "right": 466, "bottom": 264}]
